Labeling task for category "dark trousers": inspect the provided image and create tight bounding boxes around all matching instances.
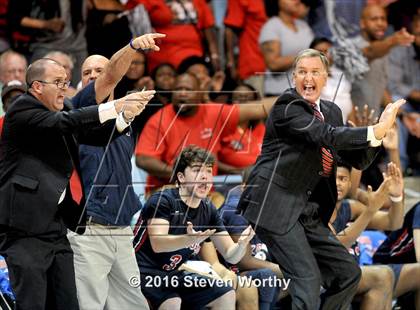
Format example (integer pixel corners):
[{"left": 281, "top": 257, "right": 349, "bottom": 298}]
[
  {"left": 0, "top": 234, "right": 79, "bottom": 310},
  {"left": 255, "top": 203, "right": 361, "bottom": 310}
]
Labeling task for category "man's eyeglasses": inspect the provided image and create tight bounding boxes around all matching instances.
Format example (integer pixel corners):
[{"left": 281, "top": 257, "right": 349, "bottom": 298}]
[{"left": 32, "top": 80, "right": 71, "bottom": 89}]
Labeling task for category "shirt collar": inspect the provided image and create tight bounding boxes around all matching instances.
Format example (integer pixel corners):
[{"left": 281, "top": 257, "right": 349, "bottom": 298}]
[{"left": 312, "top": 98, "right": 321, "bottom": 112}]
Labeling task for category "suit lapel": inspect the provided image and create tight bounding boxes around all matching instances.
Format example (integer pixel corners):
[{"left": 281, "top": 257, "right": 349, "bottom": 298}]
[{"left": 320, "top": 100, "right": 330, "bottom": 122}]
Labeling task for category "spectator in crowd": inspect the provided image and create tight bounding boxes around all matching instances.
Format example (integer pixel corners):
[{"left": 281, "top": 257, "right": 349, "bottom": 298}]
[
  {"left": 126, "top": 0, "right": 220, "bottom": 74},
  {"left": 310, "top": 37, "right": 354, "bottom": 123},
  {"left": 0, "top": 50, "right": 27, "bottom": 86},
  {"left": 387, "top": 14, "right": 420, "bottom": 175},
  {"left": 348, "top": 4, "right": 415, "bottom": 119},
  {"left": 259, "top": 0, "right": 314, "bottom": 96},
  {"left": 0, "top": 50, "right": 27, "bottom": 115},
  {"left": 218, "top": 84, "right": 265, "bottom": 173},
  {"left": 8, "top": 0, "right": 87, "bottom": 85},
  {"left": 344, "top": 3, "right": 415, "bottom": 188},
  {"left": 399, "top": 107, "right": 420, "bottom": 175},
  {"left": 331, "top": 162, "right": 420, "bottom": 309},
  {"left": 224, "top": 0, "right": 267, "bottom": 96},
  {"left": 114, "top": 50, "right": 153, "bottom": 99},
  {"left": 237, "top": 48, "right": 405, "bottom": 309},
  {"left": 67, "top": 33, "right": 163, "bottom": 310},
  {"left": 132, "top": 145, "right": 255, "bottom": 310},
  {"left": 0, "top": 57, "right": 149, "bottom": 310},
  {"left": 86, "top": 0, "right": 132, "bottom": 59},
  {"left": 151, "top": 62, "right": 177, "bottom": 106},
  {"left": 44, "top": 50, "right": 77, "bottom": 97},
  {"left": 0, "top": 80, "right": 26, "bottom": 134},
  {"left": 308, "top": 0, "right": 366, "bottom": 40},
  {"left": 135, "top": 72, "right": 275, "bottom": 194},
  {"left": 177, "top": 56, "right": 226, "bottom": 103}
]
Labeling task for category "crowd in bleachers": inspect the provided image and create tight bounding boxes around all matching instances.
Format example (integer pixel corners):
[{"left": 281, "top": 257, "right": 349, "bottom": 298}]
[{"left": 0, "top": 0, "right": 419, "bottom": 309}]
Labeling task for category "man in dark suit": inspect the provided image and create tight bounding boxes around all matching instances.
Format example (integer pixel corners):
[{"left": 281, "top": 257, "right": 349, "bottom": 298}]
[
  {"left": 238, "top": 49, "right": 405, "bottom": 309},
  {"left": 0, "top": 58, "right": 154, "bottom": 310}
]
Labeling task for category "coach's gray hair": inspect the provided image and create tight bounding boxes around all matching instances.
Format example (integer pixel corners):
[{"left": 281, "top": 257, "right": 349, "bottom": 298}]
[{"left": 292, "top": 49, "right": 329, "bottom": 72}]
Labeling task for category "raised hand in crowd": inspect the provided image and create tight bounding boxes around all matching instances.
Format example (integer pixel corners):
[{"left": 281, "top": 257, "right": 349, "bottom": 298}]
[
  {"left": 348, "top": 104, "right": 377, "bottom": 127},
  {"left": 383, "top": 162, "right": 404, "bottom": 200},
  {"left": 365, "top": 177, "right": 391, "bottom": 214},
  {"left": 390, "top": 27, "right": 416, "bottom": 47}
]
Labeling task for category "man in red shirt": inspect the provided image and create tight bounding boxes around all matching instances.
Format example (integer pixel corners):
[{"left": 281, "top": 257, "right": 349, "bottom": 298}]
[
  {"left": 136, "top": 73, "right": 274, "bottom": 193},
  {"left": 224, "top": 0, "right": 267, "bottom": 96}
]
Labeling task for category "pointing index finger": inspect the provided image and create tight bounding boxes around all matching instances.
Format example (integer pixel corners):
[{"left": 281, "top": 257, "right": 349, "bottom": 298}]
[{"left": 150, "top": 33, "right": 166, "bottom": 39}]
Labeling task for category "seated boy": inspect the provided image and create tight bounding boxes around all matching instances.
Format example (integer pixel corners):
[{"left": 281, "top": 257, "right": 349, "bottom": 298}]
[{"left": 132, "top": 145, "right": 255, "bottom": 310}]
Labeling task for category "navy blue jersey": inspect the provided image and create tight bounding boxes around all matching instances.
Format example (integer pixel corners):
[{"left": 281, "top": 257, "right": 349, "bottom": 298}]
[
  {"left": 133, "top": 188, "right": 226, "bottom": 274},
  {"left": 373, "top": 202, "right": 420, "bottom": 264}
]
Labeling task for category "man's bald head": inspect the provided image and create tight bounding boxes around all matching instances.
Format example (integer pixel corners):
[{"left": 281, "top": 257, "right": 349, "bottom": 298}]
[
  {"left": 361, "top": 4, "right": 386, "bottom": 20},
  {"left": 26, "top": 58, "right": 64, "bottom": 86},
  {"left": 81, "top": 55, "right": 109, "bottom": 88},
  {"left": 360, "top": 5, "right": 388, "bottom": 41}
]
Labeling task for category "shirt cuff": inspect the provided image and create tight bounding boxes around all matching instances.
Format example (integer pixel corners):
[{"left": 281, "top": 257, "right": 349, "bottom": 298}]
[
  {"left": 116, "top": 112, "right": 131, "bottom": 132},
  {"left": 367, "top": 126, "right": 382, "bottom": 147},
  {"left": 98, "top": 100, "right": 118, "bottom": 123}
]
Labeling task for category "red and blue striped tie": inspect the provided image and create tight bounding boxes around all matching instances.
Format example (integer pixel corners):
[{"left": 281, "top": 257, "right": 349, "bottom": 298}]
[{"left": 312, "top": 104, "right": 333, "bottom": 177}]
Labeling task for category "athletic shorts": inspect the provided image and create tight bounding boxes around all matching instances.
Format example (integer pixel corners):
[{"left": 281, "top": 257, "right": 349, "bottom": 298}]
[
  {"left": 389, "top": 264, "right": 403, "bottom": 290},
  {"left": 140, "top": 269, "right": 233, "bottom": 309}
]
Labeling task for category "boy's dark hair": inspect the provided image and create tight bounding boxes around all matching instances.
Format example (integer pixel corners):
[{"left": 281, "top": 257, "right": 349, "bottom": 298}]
[
  {"left": 172, "top": 145, "right": 215, "bottom": 184},
  {"left": 337, "top": 159, "right": 352, "bottom": 173}
]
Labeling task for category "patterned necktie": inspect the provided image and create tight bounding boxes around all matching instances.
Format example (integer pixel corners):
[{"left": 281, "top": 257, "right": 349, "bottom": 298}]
[{"left": 312, "top": 104, "right": 333, "bottom": 177}]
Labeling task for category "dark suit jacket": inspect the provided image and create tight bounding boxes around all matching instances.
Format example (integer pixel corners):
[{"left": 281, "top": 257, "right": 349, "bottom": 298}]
[
  {"left": 0, "top": 92, "right": 117, "bottom": 236},
  {"left": 238, "top": 88, "right": 379, "bottom": 234}
]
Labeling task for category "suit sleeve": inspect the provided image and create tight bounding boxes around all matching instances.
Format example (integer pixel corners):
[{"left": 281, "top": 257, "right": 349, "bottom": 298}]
[
  {"left": 271, "top": 94, "right": 369, "bottom": 151},
  {"left": 10, "top": 96, "right": 121, "bottom": 146},
  {"left": 12, "top": 104, "right": 101, "bottom": 134}
]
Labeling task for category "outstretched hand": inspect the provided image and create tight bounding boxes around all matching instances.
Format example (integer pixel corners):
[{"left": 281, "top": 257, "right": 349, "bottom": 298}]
[
  {"left": 382, "top": 125, "right": 398, "bottom": 151},
  {"left": 186, "top": 222, "right": 216, "bottom": 245},
  {"left": 115, "top": 89, "right": 155, "bottom": 120},
  {"left": 373, "top": 99, "right": 405, "bottom": 139}
]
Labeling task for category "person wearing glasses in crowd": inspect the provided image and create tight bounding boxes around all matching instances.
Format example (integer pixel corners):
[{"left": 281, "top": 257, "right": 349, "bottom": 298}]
[
  {"left": 237, "top": 48, "right": 406, "bottom": 309},
  {"left": 0, "top": 57, "right": 154, "bottom": 309}
]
